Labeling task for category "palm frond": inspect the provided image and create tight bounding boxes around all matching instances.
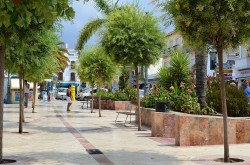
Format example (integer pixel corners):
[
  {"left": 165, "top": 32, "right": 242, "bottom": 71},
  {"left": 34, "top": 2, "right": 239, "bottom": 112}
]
[
  {"left": 75, "top": 18, "right": 107, "bottom": 50},
  {"left": 93, "top": 0, "right": 113, "bottom": 14}
]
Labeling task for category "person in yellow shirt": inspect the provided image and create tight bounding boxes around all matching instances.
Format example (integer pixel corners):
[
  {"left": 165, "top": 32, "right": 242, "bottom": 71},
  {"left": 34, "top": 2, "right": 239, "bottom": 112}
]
[{"left": 66, "top": 85, "right": 72, "bottom": 111}]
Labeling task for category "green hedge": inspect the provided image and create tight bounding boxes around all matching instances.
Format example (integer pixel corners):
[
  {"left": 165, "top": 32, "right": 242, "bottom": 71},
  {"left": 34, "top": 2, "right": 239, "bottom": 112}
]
[{"left": 206, "top": 78, "right": 250, "bottom": 117}]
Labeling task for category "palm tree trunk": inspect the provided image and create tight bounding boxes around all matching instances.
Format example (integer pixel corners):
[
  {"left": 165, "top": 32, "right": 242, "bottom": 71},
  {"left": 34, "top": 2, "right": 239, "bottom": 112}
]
[
  {"left": 98, "top": 85, "right": 101, "bottom": 117},
  {"left": 135, "top": 65, "right": 141, "bottom": 131},
  {"left": 32, "top": 81, "right": 37, "bottom": 113},
  {"left": 0, "top": 44, "right": 6, "bottom": 161},
  {"left": 217, "top": 46, "right": 229, "bottom": 162},
  {"left": 195, "top": 50, "right": 208, "bottom": 109}
]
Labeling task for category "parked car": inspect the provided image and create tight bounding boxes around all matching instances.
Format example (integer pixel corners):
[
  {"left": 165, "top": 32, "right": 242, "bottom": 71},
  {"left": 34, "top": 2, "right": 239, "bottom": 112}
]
[
  {"left": 56, "top": 88, "right": 67, "bottom": 100},
  {"left": 76, "top": 87, "right": 108, "bottom": 101},
  {"left": 139, "top": 89, "right": 145, "bottom": 98}
]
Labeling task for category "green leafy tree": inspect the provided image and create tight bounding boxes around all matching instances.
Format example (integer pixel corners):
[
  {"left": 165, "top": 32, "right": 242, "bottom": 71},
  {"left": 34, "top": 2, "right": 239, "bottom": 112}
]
[
  {"left": 0, "top": 1, "right": 74, "bottom": 162},
  {"left": 101, "top": 4, "right": 166, "bottom": 131},
  {"left": 77, "top": 46, "right": 117, "bottom": 116},
  {"left": 159, "top": 0, "right": 250, "bottom": 162},
  {"left": 118, "top": 68, "right": 130, "bottom": 90},
  {"left": 5, "top": 26, "right": 61, "bottom": 132}
]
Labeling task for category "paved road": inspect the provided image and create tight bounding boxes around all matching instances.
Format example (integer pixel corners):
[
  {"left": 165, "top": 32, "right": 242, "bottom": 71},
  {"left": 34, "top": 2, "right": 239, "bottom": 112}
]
[{"left": 3, "top": 100, "right": 250, "bottom": 165}]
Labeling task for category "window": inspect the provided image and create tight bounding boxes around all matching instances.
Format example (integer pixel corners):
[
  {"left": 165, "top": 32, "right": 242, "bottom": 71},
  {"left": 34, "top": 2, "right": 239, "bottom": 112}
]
[
  {"left": 58, "top": 72, "right": 63, "bottom": 81},
  {"left": 71, "top": 61, "right": 75, "bottom": 69},
  {"left": 70, "top": 72, "right": 76, "bottom": 81}
]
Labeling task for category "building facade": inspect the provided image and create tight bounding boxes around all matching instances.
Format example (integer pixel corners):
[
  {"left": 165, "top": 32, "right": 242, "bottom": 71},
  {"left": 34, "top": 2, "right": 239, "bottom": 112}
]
[
  {"left": 57, "top": 45, "right": 82, "bottom": 90},
  {"left": 164, "top": 30, "right": 250, "bottom": 87}
]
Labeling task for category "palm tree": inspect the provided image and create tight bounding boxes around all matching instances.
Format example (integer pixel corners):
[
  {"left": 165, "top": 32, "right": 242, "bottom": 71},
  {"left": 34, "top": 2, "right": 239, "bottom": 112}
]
[
  {"left": 194, "top": 49, "right": 208, "bottom": 109},
  {"left": 157, "top": 51, "right": 191, "bottom": 89},
  {"left": 55, "top": 42, "right": 70, "bottom": 72},
  {"left": 76, "top": 0, "right": 119, "bottom": 50}
]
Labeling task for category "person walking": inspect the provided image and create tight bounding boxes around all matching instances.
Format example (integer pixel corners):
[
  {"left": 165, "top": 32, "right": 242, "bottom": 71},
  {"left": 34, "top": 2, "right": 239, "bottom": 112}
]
[
  {"left": 66, "top": 85, "right": 72, "bottom": 111},
  {"left": 244, "top": 80, "right": 250, "bottom": 103},
  {"left": 24, "top": 80, "right": 30, "bottom": 108}
]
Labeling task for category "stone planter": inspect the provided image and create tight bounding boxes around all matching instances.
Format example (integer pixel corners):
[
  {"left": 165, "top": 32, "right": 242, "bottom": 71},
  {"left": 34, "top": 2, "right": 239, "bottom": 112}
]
[
  {"left": 92, "top": 99, "right": 131, "bottom": 110},
  {"left": 151, "top": 111, "right": 250, "bottom": 146},
  {"left": 135, "top": 107, "right": 155, "bottom": 127}
]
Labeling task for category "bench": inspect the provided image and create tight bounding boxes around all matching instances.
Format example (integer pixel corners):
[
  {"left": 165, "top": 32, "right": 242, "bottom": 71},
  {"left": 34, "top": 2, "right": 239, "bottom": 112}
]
[
  {"left": 115, "top": 105, "right": 136, "bottom": 126},
  {"left": 80, "top": 101, "right": 89, "bottom": 109},
  {"left": 80, "top": 96, "right": 93, "bottom": 109}
]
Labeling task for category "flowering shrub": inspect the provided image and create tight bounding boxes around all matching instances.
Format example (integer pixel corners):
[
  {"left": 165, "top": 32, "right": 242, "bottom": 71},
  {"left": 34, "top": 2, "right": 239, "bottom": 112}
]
[
  {"left": 143, "top": 87, "right": 168, "bottom": 108},
  {"left": 166, "top": 82, "right": 204, "bottom": 114}
]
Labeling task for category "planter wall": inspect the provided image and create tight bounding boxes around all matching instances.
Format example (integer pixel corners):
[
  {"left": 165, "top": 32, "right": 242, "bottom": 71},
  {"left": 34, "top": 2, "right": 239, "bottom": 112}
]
[
  {"left": 151, "top": 111, "right": 250, "bottom": 146},
  {"left": 91, "top": 100, "right": 131, "bottom": 111},
  {"left": 135, "top": 107, "right": 155, "bottom": 127}
]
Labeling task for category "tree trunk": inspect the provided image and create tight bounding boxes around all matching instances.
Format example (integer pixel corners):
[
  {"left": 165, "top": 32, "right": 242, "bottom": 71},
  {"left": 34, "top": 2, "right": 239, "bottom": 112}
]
[
  {"left": 0, "top": 44, "right": 6, "bottom": 162},
  {"left": 18, "top": 67, "right": 23, "bottom": 133},
  {"left": 91, "top": 86, "right": 94, "bottom": 113},
  {"left": 98, "top": 85, "right": 101, "bottom": 117},
  {"left": 135, "top": 65, "right": 141, "bottom": 131},
  {"left": 32, "top": 81, "right": 37, "bottom": 113},
  {"left": 217, "top": 47, "right": 229, "bottom": 162},
  {"left": 195, "top": 50, "right": 208, "bottom": 109},
  {"left": 21, "top": 71, "right": 25, "bottom": 122}
]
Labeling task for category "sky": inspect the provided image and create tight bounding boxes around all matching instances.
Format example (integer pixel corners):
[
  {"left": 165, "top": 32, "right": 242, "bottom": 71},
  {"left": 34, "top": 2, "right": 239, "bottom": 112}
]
[{"left": 59, "top": 0, "right": 174, "bottom": 49}]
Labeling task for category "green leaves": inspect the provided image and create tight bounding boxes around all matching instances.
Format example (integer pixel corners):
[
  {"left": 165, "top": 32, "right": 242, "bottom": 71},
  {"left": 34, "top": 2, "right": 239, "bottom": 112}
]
[
  {"left": 102, "top": 4, "right": 166, "bottom": 66},
  {"left": 77, "top": 46, "right": 117, "bottom": 87},
  {"left": 0, "top": 0, "right": 75, "bottom": 28},
  {"left": 161, "top": 0, "right": 250, "bottom": 48},
  {"left": 157, "top": 51, "right": 191, "bottom": 89}
]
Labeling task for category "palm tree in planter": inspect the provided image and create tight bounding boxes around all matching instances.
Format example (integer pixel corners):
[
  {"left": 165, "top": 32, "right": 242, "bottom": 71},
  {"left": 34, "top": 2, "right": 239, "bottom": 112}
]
[
  {"left": 157, "top": 51, "right": 191, "bottom": 89},
  {"left": 77, "top": 46, "right": 117, "bottom": 117},
  {"left": 157, "top": 50, "right": 191, "bottom": 112},
  {"left": 101, "top": 4, "right": 166, "bottom": 131}
]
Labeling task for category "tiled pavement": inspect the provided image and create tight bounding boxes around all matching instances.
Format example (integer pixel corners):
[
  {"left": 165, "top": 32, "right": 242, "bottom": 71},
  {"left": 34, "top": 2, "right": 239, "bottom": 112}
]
[{"left": 3, "top": 100, "right": 250, "bottom": 165}]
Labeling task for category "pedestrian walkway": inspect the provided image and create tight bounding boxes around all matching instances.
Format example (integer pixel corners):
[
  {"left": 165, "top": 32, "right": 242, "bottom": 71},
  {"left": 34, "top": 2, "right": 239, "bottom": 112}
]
[{"left": 3, "top": 100, "right": 250, "bottom": 165}]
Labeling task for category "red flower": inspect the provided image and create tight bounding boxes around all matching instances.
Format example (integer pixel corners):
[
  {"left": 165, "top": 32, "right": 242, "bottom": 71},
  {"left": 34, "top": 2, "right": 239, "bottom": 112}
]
[{"left": 12, "top": 0, "right": 19, "bottom": 4}]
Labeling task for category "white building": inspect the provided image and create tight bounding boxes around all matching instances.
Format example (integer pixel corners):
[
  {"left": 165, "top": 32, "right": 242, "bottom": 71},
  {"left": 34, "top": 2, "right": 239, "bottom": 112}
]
[
  {"left": 163, "top": 30, "right": 250, "bottom": 87},
  {"left": 57, "top": 44, "right": 82, "bottom": 90}
]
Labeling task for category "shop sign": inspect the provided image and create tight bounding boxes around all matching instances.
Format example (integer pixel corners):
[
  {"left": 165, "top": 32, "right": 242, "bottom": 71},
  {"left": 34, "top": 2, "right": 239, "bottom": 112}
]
[
  {"left": 216, "top": 70, "right": 233, "bottom": 74},
  {"left": 15, "top": 91, "right": 33, "bottom": 102},
  {"left": 239, "top": 69, "right": 250, "bottom": 77}
]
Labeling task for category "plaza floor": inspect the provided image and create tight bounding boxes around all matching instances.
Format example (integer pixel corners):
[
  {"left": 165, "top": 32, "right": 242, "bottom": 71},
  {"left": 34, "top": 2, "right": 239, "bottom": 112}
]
[{"left": 3, "top": 100, "right": 250, "bottom": 165}]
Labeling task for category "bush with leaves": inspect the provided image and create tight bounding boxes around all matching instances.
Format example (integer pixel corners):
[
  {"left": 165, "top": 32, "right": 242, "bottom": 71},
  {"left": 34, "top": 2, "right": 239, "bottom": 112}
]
[
  {"left": 95, "top": 91, "right": 114, "bottom": 100},
  {"left": 166, "top": 82, "right": 215, "bottom": 115},
  {"left": 157, "top": 51, "right": 192, "bottom": 90},
  {"left": 111, "top": 90, "right": 130, "bottom": 101},
  {"left": 123, "top": 87, "right": 137, "bottom": 101},
  {"left": 206, "top": 76, "right": 249, "bottom": 117},
  {"left": 143, "top": 87, "right": 168, "bottom": 108}
]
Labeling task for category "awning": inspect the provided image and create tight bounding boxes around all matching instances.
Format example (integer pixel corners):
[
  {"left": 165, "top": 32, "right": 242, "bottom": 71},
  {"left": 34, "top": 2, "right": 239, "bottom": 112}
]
[{"left": 10, "top": 79, "right": 34, "bottom": 90}]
